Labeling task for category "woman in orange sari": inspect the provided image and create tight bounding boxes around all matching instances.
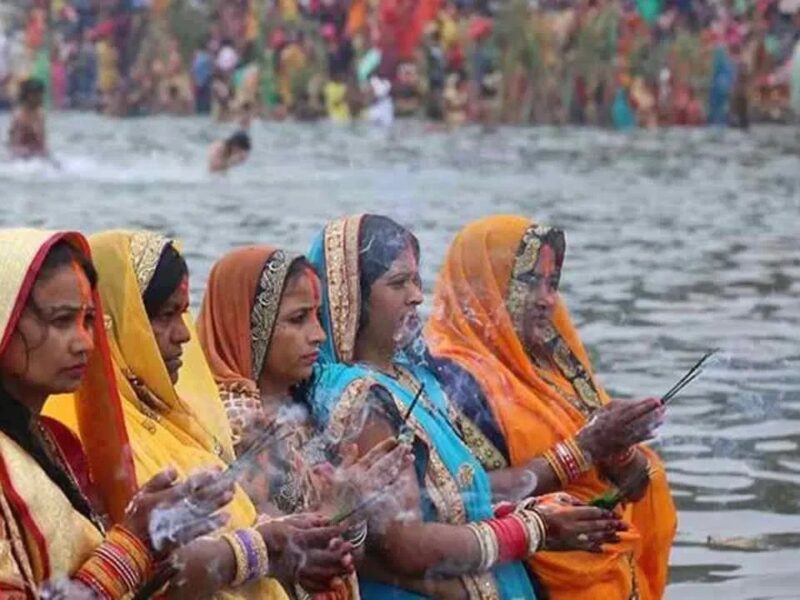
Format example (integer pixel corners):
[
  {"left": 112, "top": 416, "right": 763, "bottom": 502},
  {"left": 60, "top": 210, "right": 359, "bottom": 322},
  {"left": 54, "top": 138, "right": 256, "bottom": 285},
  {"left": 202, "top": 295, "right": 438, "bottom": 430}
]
[
  {"left": 426, "top": 215, "right": 677, "bottom": 600},
  {"left": 0, "top": 229, "right": 230, "bottom": 598}
]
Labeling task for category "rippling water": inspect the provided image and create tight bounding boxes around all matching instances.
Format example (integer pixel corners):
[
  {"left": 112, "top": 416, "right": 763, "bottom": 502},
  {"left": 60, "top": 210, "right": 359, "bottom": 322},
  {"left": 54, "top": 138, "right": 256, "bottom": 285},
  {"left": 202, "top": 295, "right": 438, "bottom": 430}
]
[{"left": 2, "top": 113, "right": 799, "bottom": 599}]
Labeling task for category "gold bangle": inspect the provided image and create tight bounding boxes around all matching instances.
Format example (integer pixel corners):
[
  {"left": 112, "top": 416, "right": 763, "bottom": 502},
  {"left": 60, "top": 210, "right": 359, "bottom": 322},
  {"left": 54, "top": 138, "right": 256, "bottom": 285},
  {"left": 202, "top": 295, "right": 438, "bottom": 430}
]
[
  {"left": 543, "top": 449, "right": 569, "bottom": 487},
  {"left": 108, "top": 525, "right": 153, "bottom": 577},
  {"left": 249, "top": 527, "right": 270, "bottom": 579},
  {"left": 221, "top": 532, "right": 249, "bottom": 587},
  {"left": 528, "top": 509, "right": 547, "bottom": 551},
  {"left": 565, "top": 438, "right": 592, "bottom": 473},
  {"left": 467, "top": 522, "right": 498, "bottom": 570}
]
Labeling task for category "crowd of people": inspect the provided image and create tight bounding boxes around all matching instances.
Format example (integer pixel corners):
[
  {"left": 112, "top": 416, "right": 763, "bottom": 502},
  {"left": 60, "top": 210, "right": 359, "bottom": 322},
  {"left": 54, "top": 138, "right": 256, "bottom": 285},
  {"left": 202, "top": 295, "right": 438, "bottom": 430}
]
[
  {"left": 0, "top": 213, "right": 676, "bottom": 598},
  {"left": 1, "top": 0, "right": 799, "bottom": 128}
]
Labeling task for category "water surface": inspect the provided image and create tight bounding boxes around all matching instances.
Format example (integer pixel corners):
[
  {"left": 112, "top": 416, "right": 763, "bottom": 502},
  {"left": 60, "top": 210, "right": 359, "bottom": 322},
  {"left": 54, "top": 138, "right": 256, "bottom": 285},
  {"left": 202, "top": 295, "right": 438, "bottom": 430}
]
[{"left": 2, "top": 113, "right": 799, "bottom": 599}]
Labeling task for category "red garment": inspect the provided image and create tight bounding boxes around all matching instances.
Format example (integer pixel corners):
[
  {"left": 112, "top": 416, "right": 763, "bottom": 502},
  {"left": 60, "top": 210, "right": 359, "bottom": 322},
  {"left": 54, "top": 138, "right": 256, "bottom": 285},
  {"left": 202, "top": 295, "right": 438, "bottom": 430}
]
[{"left": 379, "top": 0, "right": 440, "bottom": 61}]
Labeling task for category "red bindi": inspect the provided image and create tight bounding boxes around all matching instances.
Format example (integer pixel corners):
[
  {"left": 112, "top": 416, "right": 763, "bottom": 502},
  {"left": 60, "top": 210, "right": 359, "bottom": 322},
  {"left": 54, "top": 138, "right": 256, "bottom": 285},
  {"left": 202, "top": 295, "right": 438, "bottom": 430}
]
[{"left": 304, "top": 267, "right": 321, "bottom": 305}]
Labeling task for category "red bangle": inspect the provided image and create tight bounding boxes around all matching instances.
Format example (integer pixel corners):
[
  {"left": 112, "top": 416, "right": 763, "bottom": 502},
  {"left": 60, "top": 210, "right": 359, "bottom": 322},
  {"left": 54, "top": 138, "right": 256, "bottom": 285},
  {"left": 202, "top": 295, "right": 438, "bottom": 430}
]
[
  {"left": 493, "top": 502, "right": 516, "bottom": 518},
  {"left": 486, "top": 516, "right": 528, "bottom": 563}
]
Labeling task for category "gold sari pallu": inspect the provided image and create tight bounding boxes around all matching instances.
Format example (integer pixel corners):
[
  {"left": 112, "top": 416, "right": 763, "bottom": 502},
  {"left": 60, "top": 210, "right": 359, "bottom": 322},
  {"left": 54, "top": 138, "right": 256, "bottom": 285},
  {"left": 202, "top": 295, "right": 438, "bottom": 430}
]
[
  {"left": 426, "top": 216, "right": 677, "bottom": 600},
  {"left": 0, "top": 229, "right": 137, "bottom": 595}
]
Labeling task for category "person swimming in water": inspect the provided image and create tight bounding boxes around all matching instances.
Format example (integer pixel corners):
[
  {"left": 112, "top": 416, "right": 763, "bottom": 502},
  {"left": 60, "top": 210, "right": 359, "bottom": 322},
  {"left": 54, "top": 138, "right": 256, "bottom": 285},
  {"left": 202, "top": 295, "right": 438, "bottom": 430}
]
[
  {"left": 8, "top": 78, "right": 47, "bottom": 158},
  {"left": 208, "top": 130, "right": 251, "bottom": 173}
]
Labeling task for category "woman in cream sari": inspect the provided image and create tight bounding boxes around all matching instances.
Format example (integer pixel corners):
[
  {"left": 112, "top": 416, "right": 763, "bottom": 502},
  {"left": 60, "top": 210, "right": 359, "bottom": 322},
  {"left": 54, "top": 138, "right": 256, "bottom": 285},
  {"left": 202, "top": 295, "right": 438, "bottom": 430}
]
[
  {"left": 0, "top": 229, "right": 227, "bottom": 598},
  {"left": 426, "top": 216, "right": 677, "bottom": 599},
  {"left": 46, "top": 230, "right": 354, "bottom": 598}
]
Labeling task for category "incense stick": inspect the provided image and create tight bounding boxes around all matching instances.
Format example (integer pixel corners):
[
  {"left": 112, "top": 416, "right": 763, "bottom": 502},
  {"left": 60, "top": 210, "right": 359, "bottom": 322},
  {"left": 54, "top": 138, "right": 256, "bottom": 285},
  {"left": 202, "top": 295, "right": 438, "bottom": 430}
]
[
  {"left": 660, "top": 349, "right": 718, "bottom": 405},
  {"left": 135, "top": 425, "right": 290, "bottom": 598},
  {"left": 402, "top": 384, "right": 425, "bottom": 424}
]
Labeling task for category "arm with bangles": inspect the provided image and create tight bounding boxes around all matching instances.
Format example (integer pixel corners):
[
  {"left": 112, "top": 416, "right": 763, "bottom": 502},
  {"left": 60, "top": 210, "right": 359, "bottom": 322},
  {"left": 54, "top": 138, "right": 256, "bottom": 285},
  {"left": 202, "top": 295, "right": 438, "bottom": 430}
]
[
  {"left": 351, "top": 412, "right": 494, "bottom": 572},
  {"left": 489, "top": 398, "right": 664, "bottom": 503},
  {"left": 348, "top": 413, "right": 620, "bottom": 584},
  {"left": 164, "top": 512, "right": 355, "bottom": 599}
]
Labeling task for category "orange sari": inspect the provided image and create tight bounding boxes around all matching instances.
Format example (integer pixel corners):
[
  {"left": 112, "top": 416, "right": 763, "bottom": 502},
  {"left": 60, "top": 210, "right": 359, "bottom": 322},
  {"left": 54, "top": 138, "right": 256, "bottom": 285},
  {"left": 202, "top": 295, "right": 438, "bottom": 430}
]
[
  {"left": 426, "top": 215, "right": 676, "bottom": 600},
  {"left": 0, "top": 229, "right": 137, "bottom": 596},
  {"left": 197, "top": 246, "right": 358, "bottom": 600}
]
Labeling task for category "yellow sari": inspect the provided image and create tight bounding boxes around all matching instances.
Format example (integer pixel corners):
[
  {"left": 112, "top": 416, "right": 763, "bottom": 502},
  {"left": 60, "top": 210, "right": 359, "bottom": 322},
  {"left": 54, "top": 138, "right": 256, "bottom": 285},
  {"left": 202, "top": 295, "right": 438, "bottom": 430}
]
[
  {"left": 426, "top": 216, "right": 677, "bottom": 600},
  {"left": 0, "top": 229, "right": 137, "bottom": 595},
  {"left": 45, "top": 230, "right": 287, "bottom": 600}
]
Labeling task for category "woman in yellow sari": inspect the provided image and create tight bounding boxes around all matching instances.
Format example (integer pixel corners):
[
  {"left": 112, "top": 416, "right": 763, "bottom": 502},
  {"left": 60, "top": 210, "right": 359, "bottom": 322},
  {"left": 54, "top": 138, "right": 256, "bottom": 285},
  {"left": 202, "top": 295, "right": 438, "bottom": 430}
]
[
  {"left": 426, "top": 215, "right": 677, "bottom": 600},
  {"left": 0, "top": 229, "right": 229, "bottom": 598},
  {"left": 46, "top": 230, "right": 355, "bottom": 598}
]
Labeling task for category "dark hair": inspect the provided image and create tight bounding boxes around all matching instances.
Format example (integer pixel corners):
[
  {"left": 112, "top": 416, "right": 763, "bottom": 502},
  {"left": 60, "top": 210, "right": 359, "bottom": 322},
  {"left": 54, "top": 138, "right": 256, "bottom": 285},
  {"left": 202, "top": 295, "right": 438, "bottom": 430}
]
[
  {"left": 143, "top": 243, "right": 188, "bottom": 317},
  {"left": 19, "top": 78, "right": 45, "bottom": 104},
  {"left": 540, "top": 227, "right": 566, "bottom": 269},
  {"left": 22, "top": 240, "right": 97, "bottom": 359},
  {"left": 285, "top": 255, "right": 316, "bottom": 286},
  {"left": 357, "top": 215, "right": 420, "bottom": 329},
  {"left": 39, "top": 240, "right": 98, "bottom": 288},
  {"left": 225, "top": 131, "right": 251, "bottom": 153},
  {"left": 0, "top": 241, "right": 98, "bottom": 524}
]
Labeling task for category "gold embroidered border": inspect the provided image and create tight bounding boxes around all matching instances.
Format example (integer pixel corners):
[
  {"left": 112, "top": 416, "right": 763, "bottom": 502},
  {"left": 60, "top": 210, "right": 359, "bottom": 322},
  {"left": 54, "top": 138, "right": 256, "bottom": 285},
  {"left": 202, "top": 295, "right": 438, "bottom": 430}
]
[
  {"left": 386, "top": 369, "right": 467, "bottom": 526},
  {"left": 0, "top": 482, "right": 37, "bottom": 592},
  {"left": 325, "top": 378, "right": 374, "bottom": 448},
  {"left": 505, "top": 224, "right": 602, "bottom": 416},
  {"left": 463, "top": 573, "right": 501, "bottom": 600},
  {"left": 129, "top": 231, "right": 169, "bottom": 293},
  {"left": 323, "top": 216, "right": 363, "bottom": 363},
  {"left": 454, "top": 408, "right": 508, "bottom": 471},
  {"left": 250, "top": 250, "right": 293, "bottom": 380}
]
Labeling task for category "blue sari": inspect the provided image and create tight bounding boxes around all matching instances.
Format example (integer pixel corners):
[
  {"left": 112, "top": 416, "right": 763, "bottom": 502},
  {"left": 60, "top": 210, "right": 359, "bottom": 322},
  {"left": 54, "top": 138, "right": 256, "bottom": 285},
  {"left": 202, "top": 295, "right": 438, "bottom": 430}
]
[{"left": 307, "top": 216, "right": 536, "bottom": 600}]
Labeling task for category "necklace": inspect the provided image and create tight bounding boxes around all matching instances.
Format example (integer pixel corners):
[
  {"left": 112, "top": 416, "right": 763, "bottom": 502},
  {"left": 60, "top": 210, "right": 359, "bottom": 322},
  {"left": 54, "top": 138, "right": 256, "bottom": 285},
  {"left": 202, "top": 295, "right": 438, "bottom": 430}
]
[{"left": 35, "top": 420, "right": 107, "bottom": 533}]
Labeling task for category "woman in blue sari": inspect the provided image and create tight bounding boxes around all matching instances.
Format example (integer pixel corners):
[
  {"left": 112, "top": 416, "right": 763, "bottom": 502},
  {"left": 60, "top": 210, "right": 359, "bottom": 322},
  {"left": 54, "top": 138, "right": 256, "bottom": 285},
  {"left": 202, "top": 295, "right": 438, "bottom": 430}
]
[{"left": 307, "top": 214, "right": 626, "bottom": 599}]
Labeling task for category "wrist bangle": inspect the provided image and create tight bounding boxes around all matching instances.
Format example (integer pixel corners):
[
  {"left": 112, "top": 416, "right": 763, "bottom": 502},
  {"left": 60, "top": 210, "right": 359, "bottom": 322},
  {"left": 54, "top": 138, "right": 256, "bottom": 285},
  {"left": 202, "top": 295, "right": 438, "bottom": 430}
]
[
  {"left": 222, "top": 532, "right": 250, "bottom": 587},
  {"left": 344, "top": 520, "right": 368, "bottom": 549},
  {"left": 485, "top": 515, "right": 528, "bottom": 563},
  {"left": 544, "top": 438, "right": 591, "bottom": 486},
  {"left": 466, "top": 521, "right": 498, "bottom": 570},
  {"left": 224, "top": 528, "right": 270, "bottom": 586},
  {"left": 74, "top": 525, "right": 153, "bottom": 599}
]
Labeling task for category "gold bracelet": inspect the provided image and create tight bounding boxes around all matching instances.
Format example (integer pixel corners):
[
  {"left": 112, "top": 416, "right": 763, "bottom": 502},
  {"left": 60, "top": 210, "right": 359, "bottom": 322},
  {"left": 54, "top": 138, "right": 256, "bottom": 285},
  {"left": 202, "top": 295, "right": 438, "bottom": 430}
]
[
  {"left": 221, "top": 532, "right": 249, "bottom": 587},
  {"left": 564, "top": 438, "right": 592, "bottom": 473},
  {"left": 108, "top": 525, "right": 153, "bottom": 577},
  {"left": 249, "top": 527, "right": 270, "bottom": 579},
  {"left": 543, "top": 449, "right": 569, "bottom": 487}
]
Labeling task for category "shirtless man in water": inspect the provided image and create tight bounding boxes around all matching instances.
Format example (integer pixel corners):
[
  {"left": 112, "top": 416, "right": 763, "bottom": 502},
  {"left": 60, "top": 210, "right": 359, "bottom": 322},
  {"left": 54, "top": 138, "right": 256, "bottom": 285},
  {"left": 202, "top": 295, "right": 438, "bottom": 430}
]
[
  {"left": 208, "top": 130, "right": 251, "bottom": 173},
  {"left": 8, "top": 78, "right": 47, "bottom": 158}
]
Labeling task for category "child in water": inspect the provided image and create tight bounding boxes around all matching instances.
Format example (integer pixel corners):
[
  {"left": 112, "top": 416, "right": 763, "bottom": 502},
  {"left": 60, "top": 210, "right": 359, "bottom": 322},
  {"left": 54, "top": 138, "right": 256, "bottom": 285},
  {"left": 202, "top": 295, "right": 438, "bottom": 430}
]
[
  {"left": 208, "top": 130, "right": 251, "bottom": 173},
  {"left": 8, "top": 78, "right": 47, "bottom": 158}
]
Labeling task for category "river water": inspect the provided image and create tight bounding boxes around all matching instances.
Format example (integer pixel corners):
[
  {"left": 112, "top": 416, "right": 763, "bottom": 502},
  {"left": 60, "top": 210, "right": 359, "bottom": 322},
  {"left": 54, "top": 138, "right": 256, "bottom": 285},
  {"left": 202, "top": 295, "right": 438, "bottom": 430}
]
[{"left": 2, "top": 113, "right": 799, "bottom": 599}]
